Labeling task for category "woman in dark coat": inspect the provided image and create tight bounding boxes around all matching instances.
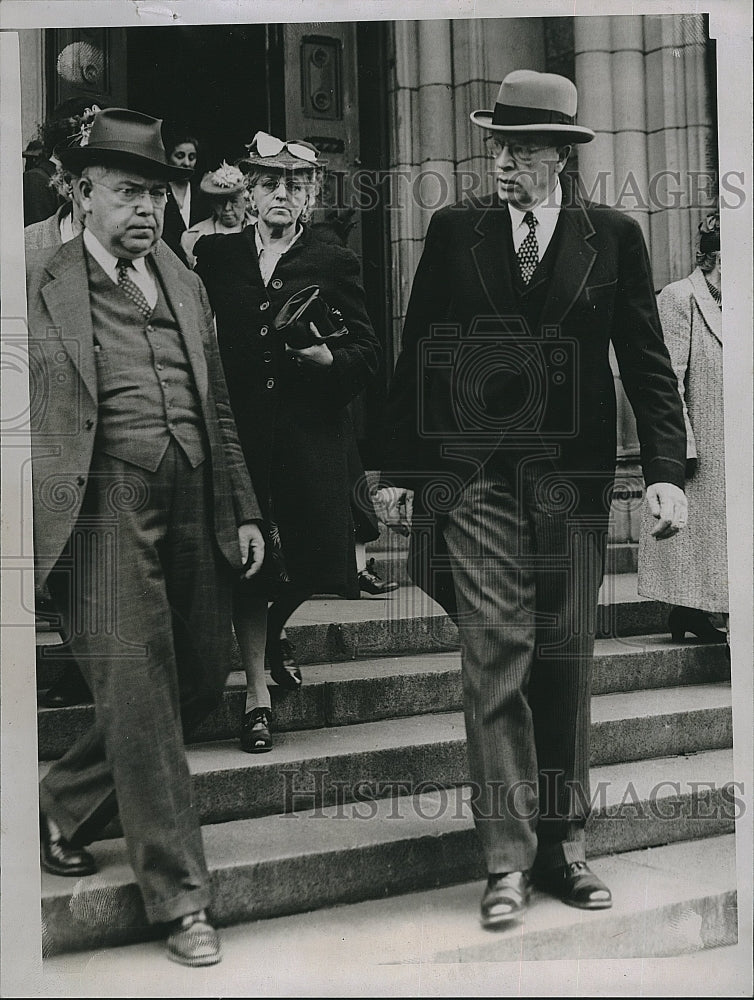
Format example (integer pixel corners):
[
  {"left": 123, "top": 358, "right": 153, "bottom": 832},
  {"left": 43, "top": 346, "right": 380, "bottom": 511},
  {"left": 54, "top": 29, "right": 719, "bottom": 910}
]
[
  {"left": 194, "top": 132, "right": 381, "bottom": 751},
  {"left": 161, "top": 131, "right": 212, "bottom": 265}
]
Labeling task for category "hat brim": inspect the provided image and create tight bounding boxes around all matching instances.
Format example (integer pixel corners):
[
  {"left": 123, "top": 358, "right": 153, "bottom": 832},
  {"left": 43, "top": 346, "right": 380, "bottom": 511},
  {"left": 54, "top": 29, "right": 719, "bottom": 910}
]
[
  {"left": 469, "top": 110, "right": 595, "bottom": 143},
  {"left": 240, "top": 153, "right": 324, "bottom": 172},
  {"left": 57, "top": 145, "right": 192, "bottom": 179},
  {"left": 201, "top": 181, "right": 246, "bottom": 197}
]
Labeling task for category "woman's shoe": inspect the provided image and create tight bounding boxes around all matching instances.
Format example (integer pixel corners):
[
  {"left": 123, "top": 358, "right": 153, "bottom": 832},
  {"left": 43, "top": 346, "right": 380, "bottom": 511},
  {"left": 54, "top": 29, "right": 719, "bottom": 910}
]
[
  {"left": 267, "top": 637, "right": 302, "bottom": 689},
  {"left": 240, "top": 707, "right": 272, "bottom": 753},
  {"left": 668, "top": 606, "right": 727, "bottom": 644}
]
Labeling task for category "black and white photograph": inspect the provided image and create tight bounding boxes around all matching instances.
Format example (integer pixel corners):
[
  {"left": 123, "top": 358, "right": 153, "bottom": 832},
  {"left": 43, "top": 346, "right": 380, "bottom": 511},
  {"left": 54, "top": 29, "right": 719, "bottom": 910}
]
[{"left": 1, "top": 1, "right": 751, "bottom": 996}]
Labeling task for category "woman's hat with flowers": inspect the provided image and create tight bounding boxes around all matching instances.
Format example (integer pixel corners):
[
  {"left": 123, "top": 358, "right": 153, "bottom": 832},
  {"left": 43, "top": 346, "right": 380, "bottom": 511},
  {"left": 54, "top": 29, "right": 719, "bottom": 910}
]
[{"left": 200, "top": 161, "right": 247, "bottom": 197}]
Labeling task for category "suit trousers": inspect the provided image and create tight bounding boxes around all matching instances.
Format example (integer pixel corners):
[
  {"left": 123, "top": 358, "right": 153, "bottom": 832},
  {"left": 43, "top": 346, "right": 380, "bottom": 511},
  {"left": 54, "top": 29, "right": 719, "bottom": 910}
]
[
  {"left": 39, "top": 440, "right": 234, "bottom": 924},
  {"left": 441, "top": 457, "right": 606, "bottom": 874}
]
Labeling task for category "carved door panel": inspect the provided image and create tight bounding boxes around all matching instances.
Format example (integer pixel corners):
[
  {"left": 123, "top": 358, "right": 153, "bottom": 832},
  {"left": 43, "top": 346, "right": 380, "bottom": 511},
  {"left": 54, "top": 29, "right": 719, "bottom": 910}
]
[{"left": 46, "top": 28, "right": 127, "bottom": 111}]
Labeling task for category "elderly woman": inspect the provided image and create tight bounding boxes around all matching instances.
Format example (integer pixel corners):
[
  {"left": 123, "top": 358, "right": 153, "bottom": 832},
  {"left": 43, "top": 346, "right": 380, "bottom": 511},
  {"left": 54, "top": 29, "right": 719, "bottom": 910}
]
[
  {"left": 181, "top": 161, "right": 250, "bottom": 268},
  {"left": 638, "top": 214, "right": 728, "bottom": 645},
  {"left": 194, "top": 132, "right": 381, "bottom": 752}
]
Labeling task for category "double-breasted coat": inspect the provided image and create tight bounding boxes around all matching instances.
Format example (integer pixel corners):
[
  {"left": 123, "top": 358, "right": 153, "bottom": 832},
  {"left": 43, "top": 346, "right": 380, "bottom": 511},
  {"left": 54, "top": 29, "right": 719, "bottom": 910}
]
[
  {"left": 638, "top": 268, "right": 728, "bottom": 612},
  {"left": 194, "top": 224, "right": 381, "bottom": 597}
]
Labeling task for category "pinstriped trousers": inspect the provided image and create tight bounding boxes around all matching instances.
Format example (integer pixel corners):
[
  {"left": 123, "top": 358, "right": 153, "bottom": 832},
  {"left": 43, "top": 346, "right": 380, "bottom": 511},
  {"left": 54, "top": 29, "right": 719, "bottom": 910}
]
[
  {"left": 39, "top": 441, "right": 233, "bottom": 924},
  {"left": 442, "top": 457, "right": 607, "bottom": 874}
]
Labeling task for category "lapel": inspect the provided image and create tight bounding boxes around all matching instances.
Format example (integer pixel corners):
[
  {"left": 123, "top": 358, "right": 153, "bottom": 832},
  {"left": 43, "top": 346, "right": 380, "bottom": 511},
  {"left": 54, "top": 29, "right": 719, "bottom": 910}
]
[
  {"left": 688, "top": 267, "right": 722, "bottom": 344},
  {"left": 150, "top": 241, "right": 209, "bottom": 400},
  {"left": 469, "top": 195, "right": 517, "bottom": 316},
  {"left": 39, "top": 235, "right": 98, "bottom": 403},
  {"left": 538, "top": 187, "right": 598, "bottom": 330}
]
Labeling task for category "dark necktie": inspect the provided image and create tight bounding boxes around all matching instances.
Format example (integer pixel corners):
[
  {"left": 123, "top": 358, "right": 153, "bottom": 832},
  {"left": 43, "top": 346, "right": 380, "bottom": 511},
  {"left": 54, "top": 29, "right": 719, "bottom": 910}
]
[
  {"left": 117, "top": 258, "right": 152, "bottom": 318},
  {"left": 517, "top": 211, "right": 539, "bottom": 285}
]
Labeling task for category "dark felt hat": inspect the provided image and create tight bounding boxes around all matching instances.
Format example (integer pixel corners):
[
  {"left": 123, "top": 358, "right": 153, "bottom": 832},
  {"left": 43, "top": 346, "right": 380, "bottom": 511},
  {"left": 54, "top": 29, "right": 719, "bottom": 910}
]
[{"left": 56, "top": 107, "right": 192, "bottom": 179}]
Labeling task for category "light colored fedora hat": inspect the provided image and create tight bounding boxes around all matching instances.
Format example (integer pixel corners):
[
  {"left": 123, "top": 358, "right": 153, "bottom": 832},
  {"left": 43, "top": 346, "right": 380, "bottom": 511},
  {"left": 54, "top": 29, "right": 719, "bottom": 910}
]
[{"left": 470, "top": 69, "right": 595, "bottom": 143}]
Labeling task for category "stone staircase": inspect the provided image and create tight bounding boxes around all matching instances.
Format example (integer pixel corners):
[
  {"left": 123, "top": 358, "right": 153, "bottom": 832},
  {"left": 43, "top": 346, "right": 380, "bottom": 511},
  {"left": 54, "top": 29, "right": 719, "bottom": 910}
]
[{"left": 36, "top": 563, "right": 737, "bottom": 962}]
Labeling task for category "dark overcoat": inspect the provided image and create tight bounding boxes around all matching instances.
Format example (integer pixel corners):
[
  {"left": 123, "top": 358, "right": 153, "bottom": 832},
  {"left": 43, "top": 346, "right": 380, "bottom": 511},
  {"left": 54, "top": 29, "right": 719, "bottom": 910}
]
[
  {"left": 162, "top": 180, "right": 212, "bottom": 265},
  {"left": 383, "top": 185, "right": 687, "bottom": 614},
  {"left": 194, "top": 224, "right": 381, "bottom": 596}
]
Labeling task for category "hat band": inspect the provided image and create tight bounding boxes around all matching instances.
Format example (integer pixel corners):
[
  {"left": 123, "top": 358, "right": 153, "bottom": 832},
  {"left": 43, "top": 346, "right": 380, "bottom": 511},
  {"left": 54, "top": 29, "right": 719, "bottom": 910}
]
[{"left": 490, "top": 102, "right": 576, "bottom": 127}]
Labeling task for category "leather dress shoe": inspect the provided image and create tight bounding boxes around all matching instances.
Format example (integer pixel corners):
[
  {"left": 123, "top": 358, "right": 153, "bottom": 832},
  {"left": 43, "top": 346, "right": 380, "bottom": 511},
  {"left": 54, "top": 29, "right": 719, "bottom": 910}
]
[
  {"left": 358, "top": 559, "right": 399, "bottom": 597},
  {"left": 40, "top": 812, "right": 97, "bottom": 877},
  {"left": 240, "top": 706, "right": 272, "bottom": 753},
  {"left": 480, "top": 870, "right": 530, "bottom": 928},
  {"left": 533, "top": 860, "right": 612, "bottom": 909},
  {"left": 166, "top": 910, "right": 222, "bottom": 967}
]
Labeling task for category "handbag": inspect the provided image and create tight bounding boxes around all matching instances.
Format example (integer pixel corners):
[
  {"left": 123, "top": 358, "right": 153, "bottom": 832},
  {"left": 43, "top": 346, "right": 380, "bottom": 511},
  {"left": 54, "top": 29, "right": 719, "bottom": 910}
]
[{"left": 273, "top": 284, "right": 348, "bottom": 349}]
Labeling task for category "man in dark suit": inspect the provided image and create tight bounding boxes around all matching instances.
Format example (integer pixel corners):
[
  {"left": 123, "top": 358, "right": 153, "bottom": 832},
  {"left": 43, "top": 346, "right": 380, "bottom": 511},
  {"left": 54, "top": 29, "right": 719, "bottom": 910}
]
[
  {"left": 382, "top": 71, "right": 688, "bottom": 926},
  {"left": 29, "top": 108, "right": 264, "bottom": 966}
]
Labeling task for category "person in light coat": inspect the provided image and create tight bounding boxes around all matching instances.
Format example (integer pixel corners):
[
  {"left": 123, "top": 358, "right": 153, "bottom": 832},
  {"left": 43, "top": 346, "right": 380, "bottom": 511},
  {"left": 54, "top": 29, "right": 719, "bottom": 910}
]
[{"left": 638, "top": 214, "right": 728, "bottom": 645}]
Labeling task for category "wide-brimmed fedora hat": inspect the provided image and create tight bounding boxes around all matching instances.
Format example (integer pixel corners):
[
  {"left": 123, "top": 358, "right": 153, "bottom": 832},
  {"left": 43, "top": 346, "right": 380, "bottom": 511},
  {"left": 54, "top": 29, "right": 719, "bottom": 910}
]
[
  {"left": 470, "top": 70, "right": 595, "bottom": 143},
  {"left": 200, "top": 161, "right": 247, "bottom": 197},
  {"left": 56, "top": 107, "right": 192, "bottom": 179},
  {"left": 240, "top": 131, "right": 323, "bottom": 172}
]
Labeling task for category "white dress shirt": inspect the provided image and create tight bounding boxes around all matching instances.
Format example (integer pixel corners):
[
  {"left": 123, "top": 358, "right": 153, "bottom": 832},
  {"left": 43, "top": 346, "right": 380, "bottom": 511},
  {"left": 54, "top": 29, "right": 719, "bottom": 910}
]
[
  {"left": 83, "top": 228, "right": 158, "bottom": 308},
  {"left": 508, "top": 181, "right": 562, "bottom": 260}
]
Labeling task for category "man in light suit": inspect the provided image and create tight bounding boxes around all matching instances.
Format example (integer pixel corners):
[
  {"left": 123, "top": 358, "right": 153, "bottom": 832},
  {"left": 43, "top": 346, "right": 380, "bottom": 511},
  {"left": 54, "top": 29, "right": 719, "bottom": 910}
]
[
  {"left": 382, "top": 71, "right": 688, "bottom": 925},
  {"left": 29, "top": 108, "right": 264, "bottom": 966}
]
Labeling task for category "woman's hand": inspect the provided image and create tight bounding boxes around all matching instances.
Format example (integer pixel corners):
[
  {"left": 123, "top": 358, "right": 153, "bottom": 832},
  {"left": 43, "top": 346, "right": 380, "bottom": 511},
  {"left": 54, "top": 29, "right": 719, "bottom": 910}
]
[{"left": 287, "top": 322, "right": 334, "bottom": 367}]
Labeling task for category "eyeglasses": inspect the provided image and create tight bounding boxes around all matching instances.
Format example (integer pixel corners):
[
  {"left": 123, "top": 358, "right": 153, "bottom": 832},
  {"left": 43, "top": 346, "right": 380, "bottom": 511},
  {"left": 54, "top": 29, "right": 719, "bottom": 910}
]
[
  {"left": 89, "top": 180, "right": 169, "bottom": 205},
  {"left": 256, "top": 176, "right": 310, "bottom": 195},
  {"left": 485, "top": 136, "right": 553, "bottom": 164}
]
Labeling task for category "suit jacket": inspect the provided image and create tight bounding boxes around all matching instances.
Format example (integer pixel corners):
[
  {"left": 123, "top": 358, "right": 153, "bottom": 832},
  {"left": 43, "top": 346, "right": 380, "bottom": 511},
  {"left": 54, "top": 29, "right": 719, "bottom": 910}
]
[
  {"left": 24, "top": 204, "right": 69, "bottom": 252},
  {"left": 384, "top": 184, "right": 687, "bottom": 611},
  {"left": 26, "top": 234, "right": 261, "bottom": 587}
]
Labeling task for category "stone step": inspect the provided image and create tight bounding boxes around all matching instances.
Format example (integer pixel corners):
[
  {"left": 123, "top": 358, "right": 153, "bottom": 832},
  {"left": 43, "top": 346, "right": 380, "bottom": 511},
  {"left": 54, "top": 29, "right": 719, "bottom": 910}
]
[
  {"left": 367, "top": 540, "right": 639, "bottom": 584},
  {"left": 34, "top": 574, "right": 674, "bottom": 690},
  {"left": 37, "top": 638, "right": 731, "bottom": 760},
  {"left": 40, "top": 837, "right": 739, "bottom": 987},
  {"left": 39, "top": 751, "right": 737, "bottom": 956},
  {"left": 39, "top": 685, "right": 732, "bottom": 826}
]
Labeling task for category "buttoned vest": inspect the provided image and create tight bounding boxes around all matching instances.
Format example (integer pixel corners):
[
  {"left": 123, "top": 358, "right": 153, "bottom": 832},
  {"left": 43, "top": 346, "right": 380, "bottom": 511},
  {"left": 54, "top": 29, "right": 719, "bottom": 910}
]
[{"left": 86, "top": 252, "right": 207, "bottom": 471}]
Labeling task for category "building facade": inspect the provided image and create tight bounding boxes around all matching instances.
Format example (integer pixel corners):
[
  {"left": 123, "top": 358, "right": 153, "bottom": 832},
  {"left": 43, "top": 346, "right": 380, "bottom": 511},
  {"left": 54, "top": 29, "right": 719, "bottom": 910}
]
[{"left": 18, "top": 14, "right": 719, "bottom": 535}]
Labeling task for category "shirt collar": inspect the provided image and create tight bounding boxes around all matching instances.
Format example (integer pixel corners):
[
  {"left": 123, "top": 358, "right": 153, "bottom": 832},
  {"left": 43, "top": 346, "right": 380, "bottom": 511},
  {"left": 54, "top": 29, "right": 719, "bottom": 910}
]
[
  {"left": 507, "top": 180, "right": 562, "bottom": 230},
  {"left": 254, "top": 221, "right": 303, "bottom": 258},
  {"left": 83, "top": 228, "right": 152, "bottom": 279}
]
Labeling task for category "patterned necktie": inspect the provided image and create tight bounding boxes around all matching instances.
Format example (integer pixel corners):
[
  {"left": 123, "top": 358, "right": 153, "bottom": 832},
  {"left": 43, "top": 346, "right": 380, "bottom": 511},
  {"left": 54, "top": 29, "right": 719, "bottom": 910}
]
[
  {"left": 517, "top": 211, "right": 540, "bottom": 285},
  {"left": 117, "top": 258, "right": 152, "bottom": 318}
]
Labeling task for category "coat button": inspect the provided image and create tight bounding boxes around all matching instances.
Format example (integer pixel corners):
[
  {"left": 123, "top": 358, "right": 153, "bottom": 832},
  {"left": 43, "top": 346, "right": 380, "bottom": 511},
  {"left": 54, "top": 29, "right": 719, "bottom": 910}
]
[
  {"left": 260, "top": 301, "right": 270, "bottom": 311},
  {"left": 260, "top": 326, "right": 269, "bottom": 336},
  {"left": 84, "top": 418, "right": 94, "bottom": 430},
  {"left": 271, "top": 278, "right": 283, "bottom": 290},
  {"left": 263, "top": 351, "right": 273, "bottom": 362},
  {"left": 266, "top": 378, "right": 275, "bottom": 389},
  {"left": 76, "top": 475, "right": 85, "bottom": 487}
]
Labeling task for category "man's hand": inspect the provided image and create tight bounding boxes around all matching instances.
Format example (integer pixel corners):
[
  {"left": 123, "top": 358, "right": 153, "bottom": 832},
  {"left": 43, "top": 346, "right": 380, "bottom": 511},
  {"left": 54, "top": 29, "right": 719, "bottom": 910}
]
[
  {"left": 646, "top": 483, "right": 688, "bottom": 540},
  {"left": 238, "top": 522, "right": 265, "bottom": 579},
  {"left": 371, "top": 487, "right": 413, "bottom": 537}
]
